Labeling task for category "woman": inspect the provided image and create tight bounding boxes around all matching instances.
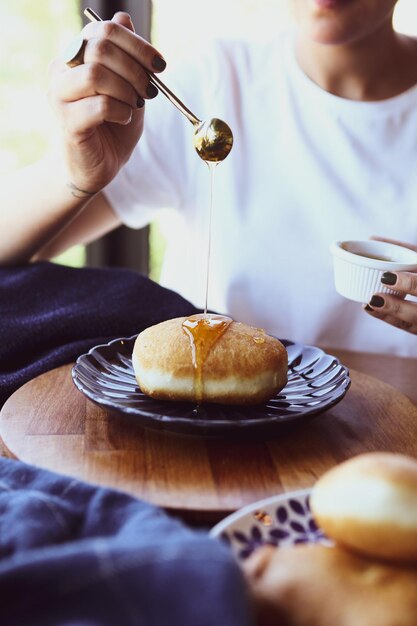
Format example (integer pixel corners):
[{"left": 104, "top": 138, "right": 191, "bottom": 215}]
[{"left": 1, "top": 0, "right": 417, "bottom": 354}]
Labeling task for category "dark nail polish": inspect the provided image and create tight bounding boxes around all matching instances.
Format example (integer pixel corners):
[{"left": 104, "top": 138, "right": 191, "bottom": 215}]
[
  {"left": 146, "top": 83, "right": 158, "bottom": 99},
  {"left": 136, "top": 97, "right": 145, "bottom": 108},
  {"left": 152, "top": 55, "right": 166, "bottom": 71},
  {"left": 381, "top": 272, "right": 397, "bottom": 286},
  {"left": 364, "top": 304, "right": 373, "bottom": 312},
  {"left": 369, "top": 295, "right": 385, "bottom": 308}
]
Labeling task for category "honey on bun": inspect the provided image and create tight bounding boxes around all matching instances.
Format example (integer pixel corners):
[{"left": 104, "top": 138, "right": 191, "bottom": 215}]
[{"left": 133, "top": 314, "right": 288, "bottom": 405}]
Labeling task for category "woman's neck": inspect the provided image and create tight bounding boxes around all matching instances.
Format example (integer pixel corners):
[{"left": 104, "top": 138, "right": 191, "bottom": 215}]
[{"left": 296, "top": 23, "right": 417, "bottom": 101}]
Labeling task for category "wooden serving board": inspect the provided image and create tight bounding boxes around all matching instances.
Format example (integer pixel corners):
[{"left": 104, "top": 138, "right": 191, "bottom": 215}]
[{"left": 1, "top": 363, "right": 416, "bottom": 525}]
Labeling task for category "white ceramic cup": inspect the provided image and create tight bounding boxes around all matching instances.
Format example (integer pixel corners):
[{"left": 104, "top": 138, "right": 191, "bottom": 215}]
[{"left": 330, "top": 240, "right": 417, "bottom": 303}]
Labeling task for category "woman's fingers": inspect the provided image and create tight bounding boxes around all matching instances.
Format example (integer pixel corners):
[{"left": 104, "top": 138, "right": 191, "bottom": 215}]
[
  {"left": 83, "top": 18, "right": 166, "bottom": 74},
  {"left": 364, "top": 269, "right": 417, "bottom": 334},
  {"left": 59, "top": 96, "right": 135, "bottom": 134},
  {"left": 380, "top": 271, "right": 417, "bottom": 297},
  {"left": 51, "top": 15, "right": 165, "bottom": 111},
  {"left": 364, "top": 292, "right": 417, "bottom": 334},
  {"left": 83, "top": 37, "right": 156, "bottom": 100},
  {"left": 367, "top": 292, "right": 417, "bottom": 324},
  {"left": 54, "top": 63, "right": 140, "bottom": 108},
  {"left": 364, "top": 305, "right": 417, "bottom": 334},
  {"left": 45, "top": 12, "right": 159, "bottom": 189}
]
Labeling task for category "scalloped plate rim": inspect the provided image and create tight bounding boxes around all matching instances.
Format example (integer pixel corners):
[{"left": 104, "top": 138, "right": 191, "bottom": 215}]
[{"left": 71, "top": 335, "right": 351, "bottom": 431}]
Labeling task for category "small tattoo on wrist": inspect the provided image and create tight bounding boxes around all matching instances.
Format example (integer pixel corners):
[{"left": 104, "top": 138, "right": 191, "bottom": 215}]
[{"left": 67, "top": 181, "right": 98, "bottom": 198}]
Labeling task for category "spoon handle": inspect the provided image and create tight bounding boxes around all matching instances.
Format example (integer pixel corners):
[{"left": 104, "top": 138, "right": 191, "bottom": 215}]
[{"left": 84, "top": 7, "right": 201, "bottom": 126}]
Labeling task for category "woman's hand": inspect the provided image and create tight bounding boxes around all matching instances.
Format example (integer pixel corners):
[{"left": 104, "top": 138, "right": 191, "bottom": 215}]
[
  {"left": 364, "top": 237, "right": 417, "bottom": 334},
  {"left": 48, "top": 12, "right": 166, "bottom": 196}
]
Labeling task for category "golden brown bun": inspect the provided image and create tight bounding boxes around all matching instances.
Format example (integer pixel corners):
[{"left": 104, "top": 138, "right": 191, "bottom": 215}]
[
  {"left": 133, "top": 317, "right": 287, "bottom": 404},
  {"left": 310, "top": 452, "right": 417, "bottom": 563},
  {"left": 243, "top": 543, "right": 417, "bottom": 626}
]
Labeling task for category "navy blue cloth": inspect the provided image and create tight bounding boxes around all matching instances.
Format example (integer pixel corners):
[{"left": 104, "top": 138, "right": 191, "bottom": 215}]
[
  {"left": 0, "top": 262, "right": 253, "bottom": 625},
  {"left": 0, "top": 457, "right": 253, "bottom": 626},
  {"left": 0, "top": 261, "right": 199, "bottom": 407}
]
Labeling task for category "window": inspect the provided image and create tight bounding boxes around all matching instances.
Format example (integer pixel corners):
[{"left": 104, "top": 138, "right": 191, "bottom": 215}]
[{"left": 0, "top": 0, "right": 84, "bottom": 267}]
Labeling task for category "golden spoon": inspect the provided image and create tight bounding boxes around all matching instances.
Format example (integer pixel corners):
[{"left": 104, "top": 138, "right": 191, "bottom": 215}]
[{"left": 84, "top": 7, "right": 233, "bottom": 162}]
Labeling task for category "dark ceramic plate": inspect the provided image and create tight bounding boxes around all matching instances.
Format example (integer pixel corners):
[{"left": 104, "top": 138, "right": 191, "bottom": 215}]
[{"left": 72, "top": 336, "right": 350, "bottom": 437}]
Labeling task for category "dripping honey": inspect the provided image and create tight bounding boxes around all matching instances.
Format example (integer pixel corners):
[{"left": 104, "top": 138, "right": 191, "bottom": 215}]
[
  {"left": 203, "top": 161, "right": 218, "bottom": 314},
  {"left": 182, "top": 154, "right": 228, "bottom": 402},
  {"left": 182, "top": 314, "right": 232, "bottom": 403}
]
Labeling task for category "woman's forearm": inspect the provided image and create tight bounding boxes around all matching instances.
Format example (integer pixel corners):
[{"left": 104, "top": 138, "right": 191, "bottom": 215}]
[{"left": 0, "top": 151, "right": 94, "bottom": 266}]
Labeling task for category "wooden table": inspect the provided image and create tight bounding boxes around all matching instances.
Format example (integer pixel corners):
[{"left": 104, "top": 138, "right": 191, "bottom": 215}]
[
  {"left": 324, "top": 348, "right": 417, "bottom": 404},
  {"left": 1, "top": 349, "right": 417, "bottom": 525}
]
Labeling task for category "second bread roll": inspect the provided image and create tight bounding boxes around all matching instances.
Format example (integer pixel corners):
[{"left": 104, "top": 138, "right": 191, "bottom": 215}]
[{"left": 310, "top": 452, "right": 417, "bottom": 563}]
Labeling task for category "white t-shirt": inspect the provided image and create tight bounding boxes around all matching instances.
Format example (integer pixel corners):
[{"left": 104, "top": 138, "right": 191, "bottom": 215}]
[{"left": 105, "top": 33, "right": 417, "bottom": 357}]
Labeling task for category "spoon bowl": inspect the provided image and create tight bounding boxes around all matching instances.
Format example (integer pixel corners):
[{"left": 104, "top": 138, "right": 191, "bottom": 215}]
[{"left": 193, "top": 118, "right": 234, "bottom": 162}]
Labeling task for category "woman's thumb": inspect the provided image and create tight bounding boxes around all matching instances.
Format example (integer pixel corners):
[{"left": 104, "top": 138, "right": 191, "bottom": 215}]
[{"left": 370, "top": 236, "right": 417, "bottom": 253}]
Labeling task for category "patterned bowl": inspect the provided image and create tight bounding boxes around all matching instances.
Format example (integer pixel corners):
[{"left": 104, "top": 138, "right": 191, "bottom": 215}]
[{"left": 210, "top": 490, "right": 331, "bottom": 562}]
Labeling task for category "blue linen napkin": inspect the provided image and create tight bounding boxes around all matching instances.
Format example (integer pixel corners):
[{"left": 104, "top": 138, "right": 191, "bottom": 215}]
[
  {"left": 0, "top": 457, "right": 254, "bottom": 626},
  {"left": 0, "top": 262, "right": 253, "bottom": 625},
  {"left": 0, "top": 261, "right": 199, "bottom": 407}
]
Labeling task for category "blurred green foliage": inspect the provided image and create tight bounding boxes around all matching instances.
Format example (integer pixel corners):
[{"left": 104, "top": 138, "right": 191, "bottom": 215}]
[
  {"left": 149, "top": 221, "right": 166, "bottom": 282},
  {"left": 0, "top": 0, "right": 81, "bottom": 171}
]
